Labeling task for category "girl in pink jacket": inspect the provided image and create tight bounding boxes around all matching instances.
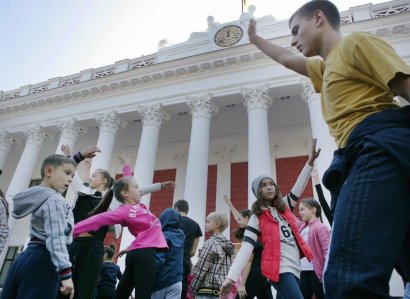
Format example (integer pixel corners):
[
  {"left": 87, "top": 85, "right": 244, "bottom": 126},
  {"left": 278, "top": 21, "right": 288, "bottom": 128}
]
[
  {"left": 298, "top": 198, "right": 330, "bottom": 299},
  {"left": 74, "top": 176, "right": 168, "bottom": 299}
]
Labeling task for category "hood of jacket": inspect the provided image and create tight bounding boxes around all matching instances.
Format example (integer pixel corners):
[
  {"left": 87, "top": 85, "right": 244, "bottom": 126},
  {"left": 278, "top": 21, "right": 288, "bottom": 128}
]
[
  {"left": 159, "top": 208, "right": 181, "bottom": 231},
  {"left": 12, "top": 185, "right": 58, "bottom": 219}
]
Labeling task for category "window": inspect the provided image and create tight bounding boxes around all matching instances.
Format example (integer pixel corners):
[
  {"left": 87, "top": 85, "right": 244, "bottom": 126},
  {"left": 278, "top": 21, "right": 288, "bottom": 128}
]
[{"left": 0, "top": 246, "right": 21, "bottom": 287}]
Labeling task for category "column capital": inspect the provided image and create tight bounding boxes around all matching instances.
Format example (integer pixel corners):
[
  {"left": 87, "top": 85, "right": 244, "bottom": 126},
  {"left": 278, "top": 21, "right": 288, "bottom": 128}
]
[
  {"left": 137, "top": 103, "right": 171, "bottom": 128},
  {"left": 174, "top": 152, "right": 188, "bottom": 166},
  {"left": 96, "top": 111, "right": 127, "bottom": 134},
  {"left": 0, "top": 131, "right": 18, "bottom": 152},
  {"left": 300, "top": 77, "right": 320, "bottom": 104},
  {"left": 23, "top": 125, "right": 51, "bottom": 146},
  {"left": 186, "top": 94, "right": 219, "bottom": 119},
  {"left": 242, "top": 84, "right": 273, "bottom": 112},
  {"left": 215, "top": 145, "right": 235, "bottom": 163},
  {"left": 57, "top": 118, "right": 88, "bottom": 141}
]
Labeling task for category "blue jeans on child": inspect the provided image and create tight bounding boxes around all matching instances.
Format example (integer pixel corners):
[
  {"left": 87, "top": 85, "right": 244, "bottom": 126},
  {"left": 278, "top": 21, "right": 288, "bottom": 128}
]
[
  {"left": 323, "top": 139, "right": 410, "bottom": 299},
  {"left": 271, "top": 273, "right": 303, "bottom": 299},
  {"left": 0, "top": 242, "right": 60, "bottom": 299}
]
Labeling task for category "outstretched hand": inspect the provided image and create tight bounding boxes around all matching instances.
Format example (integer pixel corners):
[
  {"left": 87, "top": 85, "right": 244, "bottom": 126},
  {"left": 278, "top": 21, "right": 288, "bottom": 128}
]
[
  {"left": 161, "top": 181, "right": 176, "bottom": 190},
  {"left": 223, "top": 195, "right": 232, "bottom": 206},
  {"left": 248, "top": 19, "right": 257, "bottom": 42},
  {"left": 117, "top": 154, "right": 130, "bottom": 166},
  {"left": 308, "top": 138, "right": 321, "bottom": 166},
  {"left": 61, "top": 144, "right": 71, "bottom": 157},
  {"left": 220, "top": 279, "right": 234, "bottom": 299},
  {"left": 80, "top": 145, "right": 101, "bottom": 159}
]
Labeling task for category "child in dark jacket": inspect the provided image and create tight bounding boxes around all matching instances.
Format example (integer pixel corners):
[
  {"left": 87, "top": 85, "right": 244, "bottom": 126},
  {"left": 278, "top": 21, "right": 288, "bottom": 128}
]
[
  {"left": 96, "top": 245, "right": 122, "bottom": 299},
  {"left": 151, "top": 208, "right": 185, "bottom": 299}
]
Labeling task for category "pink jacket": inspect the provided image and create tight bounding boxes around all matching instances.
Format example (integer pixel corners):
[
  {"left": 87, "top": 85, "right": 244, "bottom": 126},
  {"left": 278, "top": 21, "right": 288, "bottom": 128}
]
[
  {"left": 74, "top": 203, "right": 168, "bottom": 251},
  {"left": 298, "top": 219, "right": 330, "bottom": 282}
]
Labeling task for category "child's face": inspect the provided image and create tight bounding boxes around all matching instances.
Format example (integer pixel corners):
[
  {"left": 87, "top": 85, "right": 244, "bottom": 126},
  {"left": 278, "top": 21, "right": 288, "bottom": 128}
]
[
  {"left": 89, "top": 170, "right": 106, "bottom": 189},
  {"left": 299, "top": 203, "right": 315, "bottom": 222},
  {"left": 237, "top": 215, "right": 249, "bottom": 228},
  {"left": 45, "top": 163, "right": 76, "bottom": 193},
  {"left": 205, "top": 217, "right": 218, "bottom": 234},
  {"left": 289, "top": 14, "right": 320, "bottom": 57},
  {"left": 122, "top": 179, "right": 141, "bottom": 204},
  {"left": 259, "top": 178, "right": 276, "bottom": 202}
]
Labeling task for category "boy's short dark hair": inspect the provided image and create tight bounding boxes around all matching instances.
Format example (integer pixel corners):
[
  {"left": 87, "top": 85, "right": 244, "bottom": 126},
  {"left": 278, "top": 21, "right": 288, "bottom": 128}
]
[
  {"left": 290, "top": 0, "right": 341, "bottom": 30},
  {"left": 174, "top": 199, "right": 189, "bottom": 213},
  {"left": 40, "top": 154, "right": 77, "bottom": 178}
]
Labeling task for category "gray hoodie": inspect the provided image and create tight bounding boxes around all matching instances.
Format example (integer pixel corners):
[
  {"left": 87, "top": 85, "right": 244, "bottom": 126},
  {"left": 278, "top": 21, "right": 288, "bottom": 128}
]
[{"left": 13, "top": 185, "right": 74, "bottom": 274}]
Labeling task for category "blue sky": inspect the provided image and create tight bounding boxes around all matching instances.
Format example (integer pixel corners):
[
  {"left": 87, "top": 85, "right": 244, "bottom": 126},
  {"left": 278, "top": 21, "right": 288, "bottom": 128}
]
[{"left": 0, "top": 0, "right": 386, "bottom": 92}]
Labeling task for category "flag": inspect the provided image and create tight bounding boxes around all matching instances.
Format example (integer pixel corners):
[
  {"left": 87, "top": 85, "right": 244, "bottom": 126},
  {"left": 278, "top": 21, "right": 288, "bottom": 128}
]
[{"left": 243, "top": 0, "right": 248, "bottom": 9}]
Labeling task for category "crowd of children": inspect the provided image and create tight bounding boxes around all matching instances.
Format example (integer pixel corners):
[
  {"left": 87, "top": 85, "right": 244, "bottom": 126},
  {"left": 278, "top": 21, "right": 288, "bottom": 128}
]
[{"left": 0, "top": 0, "right": 409, "bottom": 299}]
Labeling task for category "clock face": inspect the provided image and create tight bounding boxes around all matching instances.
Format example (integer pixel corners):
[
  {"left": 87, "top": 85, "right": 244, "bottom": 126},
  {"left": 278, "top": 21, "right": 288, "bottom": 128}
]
[{"left": 214, "top": 25, "right": 243, "bottom": 47}]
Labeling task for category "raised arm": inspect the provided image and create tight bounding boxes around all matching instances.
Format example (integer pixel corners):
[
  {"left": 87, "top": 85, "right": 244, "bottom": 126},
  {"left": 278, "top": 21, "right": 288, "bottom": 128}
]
[
  {"left": 223, "top": 195, "right": 241, "bottom": 225},
  {"left": 248, "top": 19, "right": 308, "bottom": 76},
  {"left": 287, "top": 139, "right": 320, "bottom": 209},
  {"left": 311, "top": 169, "right": 333, "bottom": 225},
  {"left": 73, "top": 208, "right": 126, "bottom": 238}
]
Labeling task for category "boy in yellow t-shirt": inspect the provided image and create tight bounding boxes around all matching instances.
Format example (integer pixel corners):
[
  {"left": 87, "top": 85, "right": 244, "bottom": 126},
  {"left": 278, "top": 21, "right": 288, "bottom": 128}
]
[{"left": 236, "top": 1, "right": 410, "bottom": 298}]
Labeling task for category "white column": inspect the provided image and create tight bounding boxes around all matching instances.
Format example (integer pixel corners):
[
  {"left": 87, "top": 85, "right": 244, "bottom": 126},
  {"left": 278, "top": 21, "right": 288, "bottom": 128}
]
[
  {"left": 172, "top": 153, "right": 188, "bottom": 205},
  {"left": 90, "top": 111, "right": 127, "bottom": 174},
  {"left": 133, "top": 103, "right": 170, "bottom": 206},
  {"left": 300, "top": 79, "right": 337, "bottom": 187},
  {"left": 0, "top": 131, "right": 17, "bottom": 171},
  {"left": 215, "top": 146, "right": 234, "bottom": 239},
  {"left": 55, "top": 118, "right": 87, "bottom": 155},
  {"left": 5, "top": 126, "right": 50, "bottom": 210},
  {"left": 184, "top": 94, "right": 219, "bottom": 234},
  {"left": 242, "top": 85, "right": 273, "bottom": 208}
]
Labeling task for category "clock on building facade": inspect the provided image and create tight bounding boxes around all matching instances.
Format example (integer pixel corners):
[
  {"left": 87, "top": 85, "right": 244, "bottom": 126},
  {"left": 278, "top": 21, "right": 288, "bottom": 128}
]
[{"left": 214, "top": 25, "right": 243, "bottom": 47}]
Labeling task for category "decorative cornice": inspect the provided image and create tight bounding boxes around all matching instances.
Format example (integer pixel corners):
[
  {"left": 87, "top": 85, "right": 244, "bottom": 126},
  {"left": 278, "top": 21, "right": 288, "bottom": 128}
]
[
  {"left": 57, "top": 118, "right": 88, "bottom": 141},
  {"left": 0, "top": 131, "right": 17, "bottom": 152},
  {"left": 242, "top": 84, "right": 272, "bottom": 112},
  {"left": 186, "top": 93, "right": 219, "bottom": 119},
  {"left": 137, "top": 103, "right": 171, "bottom": 128},
  {"left": 215, "top": 145, "right": 235, "bottom": 163},
  {"left": 300, "top": 78, "right": 320, "bottom": 105},
  {"left": 0, "top": 52, "right": 267, "bottom": 117},
  {"left": 23, "top": 125, "right": 51, "bottom": 146},
  {"left": 96, "top": 111, "right": 127, "bottom": 134}
]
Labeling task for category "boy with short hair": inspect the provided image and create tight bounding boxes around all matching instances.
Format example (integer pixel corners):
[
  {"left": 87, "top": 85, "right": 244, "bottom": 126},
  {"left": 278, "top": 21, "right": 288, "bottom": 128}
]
[
  {"left": 244, "top": 0, "right": 410, "bottom": 298},
  {"left": 1, "top": 147, "right": 99, "bottom": 299},
  {"left": 191, "top": 212, "right": 234, "bottom": 298}
]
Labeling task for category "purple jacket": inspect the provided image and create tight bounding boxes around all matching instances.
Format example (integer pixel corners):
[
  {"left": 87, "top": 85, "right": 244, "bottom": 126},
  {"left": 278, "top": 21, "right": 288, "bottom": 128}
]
[
  {"left": 74, "top": 203, "right": 168, "bottom": 251},
  {"left": 298, "top": 219, "right": 330, "bottom": 282}
]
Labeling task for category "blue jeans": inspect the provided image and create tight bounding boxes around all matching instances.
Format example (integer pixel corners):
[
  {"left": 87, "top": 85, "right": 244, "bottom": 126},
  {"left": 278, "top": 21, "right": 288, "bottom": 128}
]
[
  {"left": 324, "top": 140, "right": 410, "bottom": 299},
  {"left": 271, "top": 273, "right": 303, "bottom": 299}
]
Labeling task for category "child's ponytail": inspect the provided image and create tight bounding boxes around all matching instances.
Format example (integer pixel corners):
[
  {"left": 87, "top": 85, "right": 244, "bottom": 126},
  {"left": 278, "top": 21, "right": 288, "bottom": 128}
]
[{"left": 88, "top": 188, "right": 114, "bottom": 217}]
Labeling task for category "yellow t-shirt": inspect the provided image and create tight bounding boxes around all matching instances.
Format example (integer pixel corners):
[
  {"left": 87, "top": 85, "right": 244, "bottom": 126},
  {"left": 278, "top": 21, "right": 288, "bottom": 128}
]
[{"left": 306, "top": 31, "right": 410, "bottom": 147}]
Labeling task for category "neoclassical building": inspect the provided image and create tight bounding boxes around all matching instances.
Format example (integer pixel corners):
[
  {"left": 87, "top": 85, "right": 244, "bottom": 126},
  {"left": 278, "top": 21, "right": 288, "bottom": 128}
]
[{"left": 0, "top": 0, "right": 409, "bottom": 295}]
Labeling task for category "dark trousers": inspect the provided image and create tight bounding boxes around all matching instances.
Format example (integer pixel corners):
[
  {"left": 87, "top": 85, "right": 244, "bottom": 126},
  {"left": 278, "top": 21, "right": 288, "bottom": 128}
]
[
  {"left": 96, "top": 284, "right": 115, "bottom": 299},
  {"left": 181, "top": 262, "right": 190, "bottom": 299},
  {"left": 299, "top": 271, "right": 324, "bottom": 299},
  {"left": 235, "top": 267, "right": 273, "bottom": 299},
  {"left": 1, "top": 243, "right": 60, "bottom": 299},
  {"left": 114, "top": 248, "right": 156, "bottom": 299},
  {"left": 57, "top": 237, "right": 104, "bottom": 299},
  {"left": 324, "top": 140, "right": 410, "bottom": 299}
]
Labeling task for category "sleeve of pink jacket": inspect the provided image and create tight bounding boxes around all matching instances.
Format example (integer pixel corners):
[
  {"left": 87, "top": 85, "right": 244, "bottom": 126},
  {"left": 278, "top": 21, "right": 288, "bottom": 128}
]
[{"left": 74, "top": 207, "right": 127, "bottom": 238}]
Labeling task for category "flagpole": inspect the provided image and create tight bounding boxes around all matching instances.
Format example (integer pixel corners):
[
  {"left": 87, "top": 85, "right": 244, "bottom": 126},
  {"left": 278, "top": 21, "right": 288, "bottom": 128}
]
[{"left": 241, "top": 0, "right": 244, "bottom": 13}]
